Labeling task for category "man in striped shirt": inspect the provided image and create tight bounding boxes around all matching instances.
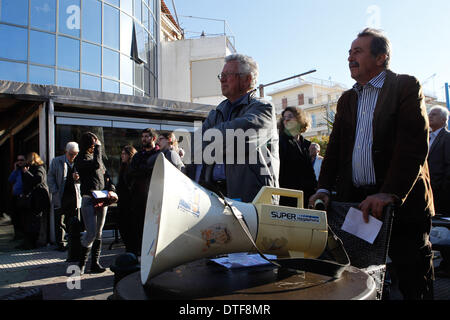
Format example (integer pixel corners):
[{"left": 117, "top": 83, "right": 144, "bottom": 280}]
[{"left": 309, "top": 28, "right": 434, "bottom": 300}]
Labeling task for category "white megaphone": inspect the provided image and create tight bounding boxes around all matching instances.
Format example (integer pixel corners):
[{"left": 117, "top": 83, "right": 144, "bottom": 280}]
[{"left": 140, "top": 154, "right": 328, "bottom": 286}]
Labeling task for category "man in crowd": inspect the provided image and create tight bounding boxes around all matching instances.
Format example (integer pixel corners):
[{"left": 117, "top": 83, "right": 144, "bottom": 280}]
[
  {"left": 47, "top": 142, "right": 81, "bottom": 257},
  {"left": 195, "top": 53, "right": 279, "bottom": 202},
  {"left": 309, "top": 28, "right": 434, "bottom": 299},
  {"left": 427, "top": 105, "right": 450, "bottom": 277},
  {"left": 309, "top": 142, "right": 323, "bottom": 181},
  {"left": 127, "top": 128, "right": 161, "bottom": 256},
  {"left": 8, "top": 154, "right": 26, "bottom": 241}
]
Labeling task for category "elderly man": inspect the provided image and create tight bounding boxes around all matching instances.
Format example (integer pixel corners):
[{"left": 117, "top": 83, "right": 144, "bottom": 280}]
[
  {"left": 428, "top": 105, "right": 450, "bottom": 277},
  {"left": 48, "top": 142, "right": 81, "bottom": 255},
  {"left": 196, "top": 53, "right": 279, "bottom": 202},
  {"left": 309, "top": 28, "right": 434, "bottom": 299},
  {"left": 309, "top": 142, "right": 323, "bottom": 181}
]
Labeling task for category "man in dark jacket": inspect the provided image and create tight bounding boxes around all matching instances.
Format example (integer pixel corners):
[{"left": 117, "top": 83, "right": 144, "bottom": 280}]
[
  {"left": 127, "top": 128, "right": 161, "bottom": 256},
  {"left": 309, "top": 28, "right": 434, "bottom": 299},
  {"left": 195, "top": 53, "right": 279, "bottom": 202},
  {"left": 427, "top": 106, "right": 450, "bottom": 277}
]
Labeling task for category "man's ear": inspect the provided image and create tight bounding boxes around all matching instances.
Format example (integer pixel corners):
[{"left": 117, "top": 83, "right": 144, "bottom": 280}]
[{"left": 376, "top": 53, "right": 387, "bottom": 67}]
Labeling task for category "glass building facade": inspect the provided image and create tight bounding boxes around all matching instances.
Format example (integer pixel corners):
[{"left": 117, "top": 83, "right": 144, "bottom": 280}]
[{"left": 0, "top": 0, "right": 158, "bottom": 97}]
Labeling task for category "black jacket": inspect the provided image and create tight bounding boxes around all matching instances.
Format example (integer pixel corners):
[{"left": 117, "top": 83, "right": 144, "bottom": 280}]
[
  {"left": 75, "top": 145, "right": 116, "bottom": 196},
  {"left": 278, "top": 132, "right": 317, "bottom": 207}
]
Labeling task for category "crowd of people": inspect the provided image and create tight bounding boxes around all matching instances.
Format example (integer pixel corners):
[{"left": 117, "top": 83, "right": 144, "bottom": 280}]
[{"left": 5, "top": 27, "right": 450, "bottom": 300}]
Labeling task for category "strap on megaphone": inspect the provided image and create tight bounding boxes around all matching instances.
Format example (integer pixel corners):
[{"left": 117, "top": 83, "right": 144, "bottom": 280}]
[{"left": 215, "top": 190, "right": 351, "bottom": 279}]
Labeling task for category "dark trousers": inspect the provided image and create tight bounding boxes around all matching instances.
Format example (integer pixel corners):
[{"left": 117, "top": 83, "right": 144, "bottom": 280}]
[
  {"left": 55, "top": 207, "right": 78, "bottom": 246},
  {"left": 11, "top": 196, "right": 25, "bottom": 237}
]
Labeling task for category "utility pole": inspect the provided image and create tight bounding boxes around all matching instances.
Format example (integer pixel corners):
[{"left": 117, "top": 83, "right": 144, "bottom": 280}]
[{"left": 258, "top": 70, "right": 317, "bottom": 98}]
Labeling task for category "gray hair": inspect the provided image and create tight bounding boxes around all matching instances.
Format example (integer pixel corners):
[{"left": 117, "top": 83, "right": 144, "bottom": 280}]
[
  {"left": 358, "top": 28, "right": 391, "bottom": 69},
  {"left": 430, "top": 105, "right": 449, "bottom": 127},
  {"left": 225, "top": 53, "right": 259, "bottom": 90},
  {"left": 310, "top": 142, "right": 320, "bottom": 151},
  {"left": 65, "top": 141, "right": 79, "bottom": 153}
]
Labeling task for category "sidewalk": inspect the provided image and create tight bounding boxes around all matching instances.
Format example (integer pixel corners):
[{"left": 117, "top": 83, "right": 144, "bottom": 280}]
[
  {"left": 0, "top": 214, "right": 125, "bottom": 300},
  {"left": 1, "top": 213, "right": 449, "bottom": 300}
]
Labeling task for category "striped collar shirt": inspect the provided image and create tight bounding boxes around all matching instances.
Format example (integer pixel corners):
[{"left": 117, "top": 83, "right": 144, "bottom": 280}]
[{"left": 351, "top": 70, "right": 386, "bottom": 187}]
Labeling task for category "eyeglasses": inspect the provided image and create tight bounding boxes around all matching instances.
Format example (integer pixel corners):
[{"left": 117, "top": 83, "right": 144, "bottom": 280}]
[{"left": 217, "top": 72, "right": 242, "bottom": 81}]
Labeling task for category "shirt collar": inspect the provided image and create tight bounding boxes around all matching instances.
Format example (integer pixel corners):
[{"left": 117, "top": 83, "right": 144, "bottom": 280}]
[
  {"left": 353, "top": 70, "right": 387, "bottom": 92},
  {"left": 227, "top": 92, "right": 251, "bottom": 108}
]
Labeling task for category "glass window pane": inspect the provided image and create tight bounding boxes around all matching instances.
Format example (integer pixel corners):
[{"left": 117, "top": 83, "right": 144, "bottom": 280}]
[
  {"left": 103, "top": 3, "right": 119, "bottom": 49},
  {"left": 81, "top": 41, "right": 101, "bottom": 74},
  {"left": 29, "top": 65, "right": 55, "bottom": 84},
  {"left": 133, "top": 0, "right": 141, "bottom": 22},
  {"left": 103, "top": 48, "right": 119, "bottom": 79},
  {"left": 0, "top": 25, "right": 27, "bottom": 61},
  {"left": 57, "top": 69, "right": 79, "bottom": 88},
  {"left": 81, "top": 0, "right": 101, "bottom": 43},
  {"left": 30, "top": 0, "right": 56, "bottom": 32},
  {"left": 103, "top": 78, "right": 119, "bottom": 93},
  {"left": 142, "top": 5, "right": 148, "bottom": 31},
  {"left": 104, "top": 0, "right": 119, "bottom": 6},
  {"left": 30, "top": 30, "right": 55, "bottom": 66},
  {"left": 120, "top": 0, "right": 132, "bottom": 15},
  {"left": 0, "top": 0, "right": 29, "bottom": 26},
  {"left": 134, "top": 61, "right": 143, "bottom": 89},
  {"left": 148, "top": 11, "right": 154, "bottom": 36},
  {"left": 148, "top": 0, "right": 154, "bottom": 14},
  {"left": 120, "top": 83, "right": 133, "bottom": 95},
  {"left": 120, "top": 12, "right": 132, "bottom": 55},
  {"left": 0, "top": 60, "right": 27, "bottom": 82},
  {"left": 59, "top": 0, "right": 80, "bottom": 37},
  {"left": 120, "top": 54, "right": 133, "bottom": 84},
  {"left": 58, "top": 36, "right": 79, "bottom": 70},
  {"left": 81, "top": 73, "right": 100, "bottom": 90}
]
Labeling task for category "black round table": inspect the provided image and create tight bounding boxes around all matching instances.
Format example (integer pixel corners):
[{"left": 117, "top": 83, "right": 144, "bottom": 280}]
[{"left": 114, "top": 258, "right": 376, "bottom": 300}]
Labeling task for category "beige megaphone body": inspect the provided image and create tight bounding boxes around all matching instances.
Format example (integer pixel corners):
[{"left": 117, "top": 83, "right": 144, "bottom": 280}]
[{"left": 140, "top": 154, "right": 328, "bottom": 286}]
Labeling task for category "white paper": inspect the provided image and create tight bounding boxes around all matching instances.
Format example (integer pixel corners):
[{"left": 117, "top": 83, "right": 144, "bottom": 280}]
[
  {"left": 210, "top": 253, "right": 277, "bottom": 269},
  {"left": 341, "top": 207, "right": 383, "bottom": 244},
  {"left": 92, "top": 190, "right": 108, "bottom": 199}
]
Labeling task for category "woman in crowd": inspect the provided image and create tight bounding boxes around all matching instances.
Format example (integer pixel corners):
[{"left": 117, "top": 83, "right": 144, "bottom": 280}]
[
  {"left": 278, "top": 107, "right": 317, "bottom": 208},
  {"left": 75, "top": 132, "right": 118, "bottom": 274},
  {"left": 19, "top": 152, "right": 50, "bottom": 249},
  {"left": 117, "top": 145, "right": 137, "bottom": 253},
  {"left": 157, "top": 132, "right": 185, "bottom": 172}
]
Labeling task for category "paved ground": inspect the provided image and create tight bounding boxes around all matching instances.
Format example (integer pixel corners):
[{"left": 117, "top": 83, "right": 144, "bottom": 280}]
[
  {"left": 0, "top": 214, "right": 125, "bottom": 300},
  {"left": 1, "top": 212, "right": 449, "bottom": 300}
]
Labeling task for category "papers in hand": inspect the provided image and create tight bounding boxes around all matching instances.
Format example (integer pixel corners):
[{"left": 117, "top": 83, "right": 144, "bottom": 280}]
[
  {"left": 92, "top": 190, "right": 109, "bottom": 199},
  {"left": 341, "top": 207, "right": 383, "bottom": 244}
]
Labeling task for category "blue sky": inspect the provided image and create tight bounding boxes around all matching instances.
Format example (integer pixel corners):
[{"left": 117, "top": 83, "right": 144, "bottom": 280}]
[{"left": 166, "top": 0, "right": 450, "bottom": 102}]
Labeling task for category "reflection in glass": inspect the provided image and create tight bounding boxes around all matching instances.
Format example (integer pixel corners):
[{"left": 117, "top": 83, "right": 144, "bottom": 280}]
[
  {"left": 148, "top": 0, "right": 154, "bottom": 14},
  {"left": 142, "top": 4, "right": 149, "bottom": 31},
  {"left": 81, "top": 42, "right": 101, "bottom": 75},
  {"left": 58, "top": 36, "right": 80, "bottom": 70},
  {"left": 120, "top": 12, "right": 132, "bottom": 55},
  {"left": 57, "top": 69, "right": 79, "bottom": 88},
  {"left": 104, "top": 0, "right": 119, "bottom": 7},
  {"left": 120, "top": 83, "right": 133, "bottom": 95},
  {"left": 134, "top": 0, "right": 142, "bottom": 22},
  {"left": 103, "top": 48, "right": 119, "bottom": 79},
  {"left": 120, "top": 0, "right": 132, "bottom": 15},
  {"left": 0, "top": 60, "right": 27, "bottom": 82},
  {"left": 30, "top": 30, "right": 55, "bottom": 66},
  {"left": 30, "top": 0, "right": 56, "bottom": 32},
  {"left": 120, "top": 54, "right": 133, "bottom": 84},
  {"left": 82, "top": 0, "right": 101, "bottom": 43},
  {"left": 103, "top": 78, "right": 119, "bottom": 93},
  {"left": 134, "top": 62, "right": 143, "bottom": 89},
  {"left": 81, "top": 73, "right": 101, "bottom": 91},
  {"left": 29, "top": 65, "right": 55, "bottom": 84},
  {"left": 59, "top": 0, "right": 80, "bottom": 37},
  {"left": 0, "top": 25, "right": 28, "bottom": 61},
  {"left": 0, "top": 0, "right": 29, "bottom": 26},
  {"left": 103, "top": 3, "right": 119, "bottom": 49}
]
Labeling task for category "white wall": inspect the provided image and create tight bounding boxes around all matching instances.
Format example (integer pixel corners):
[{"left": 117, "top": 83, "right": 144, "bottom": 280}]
[{"left": 159, "top": 36, "right": 233, "bottom": 104}]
